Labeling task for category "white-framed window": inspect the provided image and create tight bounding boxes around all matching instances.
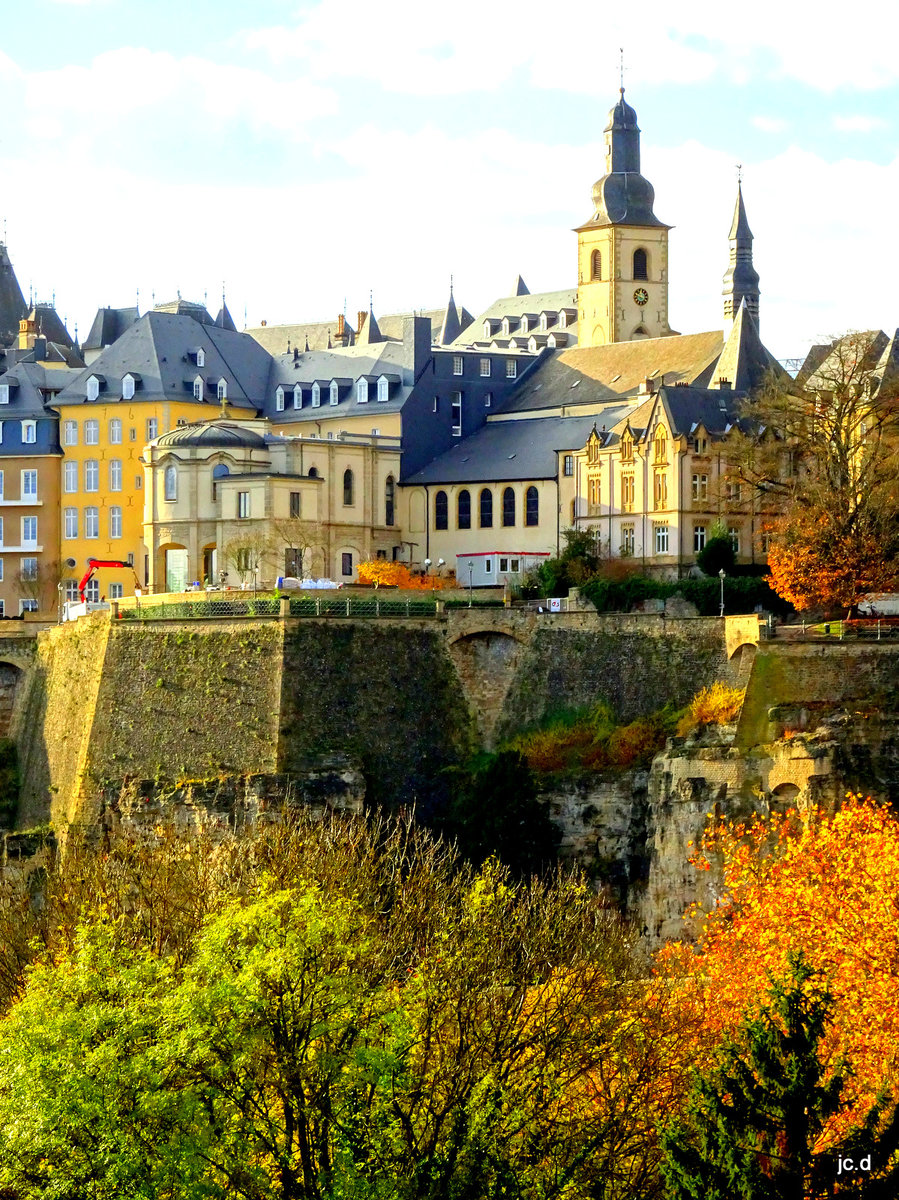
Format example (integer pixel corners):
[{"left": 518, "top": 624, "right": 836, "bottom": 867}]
[
  {"left": 0, "top": 385, "right": 8, "bottom": 405},
  {"left": 451, "top": 392, "right": 462, "bottom": 438},
  {"left": 19, "top": 599, "right": 38, "bottom": 614},
  {"left": 129, "top": 427, "right": 137, "bottom": 441},
  {"left": 63, "top": 420, "right": 77, "bottom": 445},
  {"left": 539, "top": 313, "right": 548, "bottom": 331},
  {"left": 237, "top": 491, "right": 250, "bottom": 518},
  {"left": 109, "top": 582, "right": 123, "bottom": 599},
  {"left": 0, "top": 517, "right": 4, "bottom": 545},
  {"left": 480, "top": 358, "right": 491, "bottom": 378},
  {"left": 146, "top": 417, "right": 158, "bottom": 440},
  {"left": 654, "top": 524, "right": 669, "bottom": 554},
  {"left": 329, "top": 381, "right": 339, "bottom": 405},
  {"left": 276, "top": 387, "right": 285, "bottom": 411},
  {"left": 0, "top": 471, "right": 3, "bottom": 500},
  {"left": 109, "top": 418, "right": 122, "bottom": 444},
  {"left": 501, "top": 317, "right": 510, "bottom": 336},
  {"left": 135, "top": 476, "right": 142, "bottom": 488},
  {"left": 692, "top": 473, "right": 708, "bottom": 501},
  {"left": 164, "top": 465, "right": 177, "bottom": 501},
  {"left": 453, "top": 356, "right": 463, "bottom": 376},
  {"left": 293, "top": 385, "right": 302, "bottom": 409},
  {"left": 559, "top": 311, "right": 568, "bottom": 329},
  {"left": 84, "top": 460, "right": 99, "bottom": 492},
  {"left": 109, "top": 506, "right": 122, "bottom": 538},
  {"left": 506, "top": 359, "right": 517, "bottom": 379},
  {"left": 311, "top": 383, "right": 321, "bottom": 407},
  {"left": 64, "top": 580, "right": 78, "bottom": 603},
  {"left": 726, "top": 479, "right": 743, "bottom": 503},
  {"left": 217, "top": 379, "right": 227, "bottom": 402},
  {"left": 109, "top": 459, "right": 122, "bottom": 491},
  {"left": 728, "top": 525, "right": 741, "bottom": 554},
  {"left": 21, "top": 469, "right": 37, "bottom": 499},
  {"left": 64, "top": 507, "right": 77, "bottom": 539},
  {"left": 22, "top": 517, "right": 37, "bottom": 547},
  {"left": 377, "top": 377, "right": 388, "bottom": 403},
  {"left": 499, "top": 557, "right": 508, "bottom": 571},
  {"left": 356, "top": 379, "right": 368, "bottom": 404},
  {"left": 564, "top": 454, "right": 574, "bottom": 476},
  {"left": 86, "top": 377, "right": 100, "bottom": 402},
  {"left": 482, "top": 321, "right": 492, "bottom": 338},
  {"left": 84, "top": 507, "right": 99, "bottom": 538},
  {"left": 122, "top": 374, "right": 135, "bottom": 400},
  {"left": 371, "top": 428, "right": 380, "bottom": 436},
  {"left": 621, "top": 526, "right": 635, "bottom": 556},
  {"left": 84, "top": 418, "right": 99, "bottom": 445},
  {"left": 694, "top": 435, "right": 708, "bottom": 454},
  {"left": 21, "top": 421, "right": 36, "bottom": 444},
  {"left": 485, "top": 392, "right": 492, "bottom": 408},
  {"left": 64, "top": 461, "right": 77, "bottom": 492},
  {"left": 85, "top": 578, "right": 99, "bottom": 603},
  {"left": 196, "top": 348, "right": 205, "bottom": 368},
  {"left": 193, "top": 376, "right": 204, "bottom": 401},
  {"left": 694, "top": 525, "right": 707, "bottom": 552}
]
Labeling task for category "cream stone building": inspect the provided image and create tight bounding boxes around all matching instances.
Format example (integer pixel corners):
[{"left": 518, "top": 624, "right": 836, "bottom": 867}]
[{"left": 143, "top": 420, "right": 401, "bottom": 590}]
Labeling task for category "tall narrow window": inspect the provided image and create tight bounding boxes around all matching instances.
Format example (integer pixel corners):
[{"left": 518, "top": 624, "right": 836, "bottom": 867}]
[
  {"left": 385, "top": 476, "right": 395, "bottom": 527},
  {"left": 356, "top": 378, "right": 368, "bottom": 404},
  {"left": 85, "top": 507, "right": 99, "bottom": 538},
  {"left": 276, "top": 387, "right": 285, "bottom": 411},
  {"left": 146, "top": 417, "right": 158, "bottom": 440},
  {"left": 330, "top": 381, "right": 339, "bottom": 405},
  {"left": 479, "top": 488, "right": 493, "bottom": 528},
  {"left": 343, "top": 468, "right": 354, "bottom": 506},
  {"left": 311, "top": 383, "right": 321, "bottom": 407},
  {"left": 217, "top": 380, "right": 227, "bottom": 402},
  {"left": 591, "top": 249, "right": 602, "bottom": 280},
  {"left": 63, "top": 420, "right": 77, "bottom": 446},
  {"left": 109, "top": 506, "right": 122, "bottom": 538},
  {"left": 21, "top": 470, "right": 37, "bottom": 499},
  {"left": 377, "top": 377, "right": 389, "bottom": 402},
  {"left": 237, "top": 492, "right": 250, "bottom": 518},
  {"left": 457, "top": 489, "right": 471, "bottom": 530},
  {"left": 109, "top": 460, "right": 122, "bottom": 492},
  {"left": 64, "top": 461, "right": 77, "bottom": 493},
  {"left": 289, "top": 492, "right": 301, "bottom": 518},
  {"left": 21, "top": 421, "right": 36, "bottom": 444},
  {"left": 502, "top": 487, "right": 515, "bottom": 527},
  {"left": 451, "top": 393, "right": 462, "bottom": 437},
  {"left": 84, "top": 419, "right": 99, "bottom": 445},
  {"left": 633, "top": 248, "right": 648, "bottom": 280},
  {"left": 525, "top": 486, "right": 539, "bottom": 526},
  {"left": 122, "top": 374, "right": 135, "bottom": 400},
  {"left": 193, "top": 377, "right": 204, "bottom": 400},
  {"left": 164, "top": 465, "right": 177, "bottom": 501},
  {"left": 22, "top": 516, "right": 37, "bottom": 546},
  {"left": 109, "top": 418, "right": 122, "bottom": 444},
  {"left": 435, "top": 490, "right": 448, "bottom": 530},
  {"left": 64, "top": 507, "right": 77, "bottom": 539},
  {"left": 84, "top": 460, "right": 99, "bottom": 492}
]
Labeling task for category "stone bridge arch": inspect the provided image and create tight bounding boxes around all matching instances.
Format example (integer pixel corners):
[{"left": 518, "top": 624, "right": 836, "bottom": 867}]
[{"left": 447, "top": 629, "right": 527, "bottom": 747}]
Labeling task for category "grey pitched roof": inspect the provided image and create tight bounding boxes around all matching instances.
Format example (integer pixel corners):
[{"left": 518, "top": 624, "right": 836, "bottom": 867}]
[
  {"left": 437, "top": 290, "right": 462, "bottom": 346},
  {"left": 0, "top": 244, "right": 27, "bottom": 347},
  {"left": 83, "top": 306, "right": 140, "bottom": 353},
  {"left": 709, "top": 301, "right": 787, "bottom": 393},
  {"left": 729, "top": 182, "right": 754, "bottom": 241},
  {"left": 873, "top": 330, "right": 899, "bottom": 397},
  {"left": 53, "top": 311, "right": 270, "bottom": 410},
  {"left": 453, "top": 286, "right": 578, "bottom": 347},
  {"left": 403, "top": 414, "right": 605, "bottom": 485},
  {"left": 356, "top": 308, "right": 383, "bottom": 345},
  {"left": 152, "top": 298, "right": 214, "bottom": 324},
  {"left": 247, "top": 306, "right": 473, "bottom": 355},
  {"left": 264, "top": 340, "right": 414, "bottom": 422},
  {"left": 214, "top": 303, "right": 238, "bottom": 333},
  {"left": 0, "top": 360, "right": 81, "bottom": 419},
  {"left": 511, "top": 274, "right": 530, "bottom": 296}
]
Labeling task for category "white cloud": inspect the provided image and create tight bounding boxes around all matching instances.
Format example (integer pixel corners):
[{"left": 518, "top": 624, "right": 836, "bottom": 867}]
[
  {"left": 833, "top": 115, "right": 888, "bottom": 133},
  {"left": 752, "top": 116, "right": 788, "bottom": 134}
]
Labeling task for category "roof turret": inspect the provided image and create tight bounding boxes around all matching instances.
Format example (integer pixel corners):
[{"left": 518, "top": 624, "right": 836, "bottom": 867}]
[
  {"left": 722, "top": 181, "right": 760, "bottom": 331},
  {"left": 578, "top": 90, "right": 668, "bottom": 229}
]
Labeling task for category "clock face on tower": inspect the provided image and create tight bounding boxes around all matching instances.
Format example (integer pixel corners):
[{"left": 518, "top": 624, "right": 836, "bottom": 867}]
[{"left": 633, "top": 287, "right": 649, "bottom": 306}]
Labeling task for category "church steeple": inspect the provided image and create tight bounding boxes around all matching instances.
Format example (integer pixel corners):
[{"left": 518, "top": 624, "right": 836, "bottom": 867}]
[
  {"left": 722, "top": 181, "right": 760, "bottom": 333},
  {"left": 0, "top": 242, "right": 27, "bottom": 347}
]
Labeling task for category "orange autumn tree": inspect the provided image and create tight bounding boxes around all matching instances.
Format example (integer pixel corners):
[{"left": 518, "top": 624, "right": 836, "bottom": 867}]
[
  {"left": 356, "top": 561, "right": 454, "bottom": 590},
  {"left": 660, "top": 795, "right": 899, "bottom": 1143}
]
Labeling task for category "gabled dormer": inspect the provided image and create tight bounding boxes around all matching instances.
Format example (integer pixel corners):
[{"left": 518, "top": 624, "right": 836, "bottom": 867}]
[
  {"left": 86, "top": 374, "right": 106, "bottom": 402},
  {"left": 192, "top": 375, "right": 205, "bottom": 400},
  {"left": 619, "top": 423, "right": 635, "bottom": 462},
  {"left": 216, "top": 379, "right": 227, "bottom": 402},
  {"left": 0, "top": 380, "right": 18, "bottom": 405},
  {"left": 122, "top": 372, "right": 141, "bottom": 400},
  {"left": 275, "top": 385, "right": 286, "bottom": 411},
  {"left": 586, "top": 426, "right": 602, "bottom": 464},
  {"left": 188, "top": 347, "right": 206, "bottom": 368}
]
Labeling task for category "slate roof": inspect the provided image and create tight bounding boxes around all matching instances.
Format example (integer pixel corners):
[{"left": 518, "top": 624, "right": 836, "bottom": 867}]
[
  {"left": 453, "top": 286, "right": 578, "bottom": 348},
  {"left": 500, "top": 330, "right": 725, "bottom": 414},
  {"left": 264, "top": 340, "right": 414, "bottom": 423},
  {"left": 83, "top": 306, "right": 140, "bottom": 354},
  {"left": 0, "top": 244, "right": 27, "bottom": 347},
  {"left": 157, "top": 420, "right": 267, "bottom": 450},
  {"left": 709, "top": 302, "right": 788, "bottom": 393},
  {"left": 403, "top": 413, "right": 611, "bottom": 485},
  {"left": 0, "top": 360, "right": 81, "bottom": 418},
  {"left": 247, "top": 305, "right": 473, "bottom": 355},
  {"left": 53, "top": 311, "right": 271, "bottom": 410}
]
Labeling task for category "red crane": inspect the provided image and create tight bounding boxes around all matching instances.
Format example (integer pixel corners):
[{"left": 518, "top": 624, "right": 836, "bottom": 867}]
[{"left": 78, "top": 558, "right": 142, "bottom": 603}]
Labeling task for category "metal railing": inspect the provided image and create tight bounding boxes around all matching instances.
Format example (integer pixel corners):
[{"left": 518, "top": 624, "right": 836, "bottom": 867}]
[
  {"left": 121, "top": 597, "right": 281, "bottom": 621},
  {"left": 117, "top": 595, "right": 441, "bottom": 621},
  {"left": 290, "top": 596, "right": 438, "bottom": 619}
]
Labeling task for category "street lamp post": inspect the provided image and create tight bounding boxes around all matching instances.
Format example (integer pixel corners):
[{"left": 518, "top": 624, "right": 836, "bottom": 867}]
[
  {"left": 424, "top": 557, "right": 431, "bottom": 591},
  {"left": 468, "top": 560, "right": 474, "bottom": 607},
  {"left": 719, "top": 568, "right": 726, "bottom": 617}
]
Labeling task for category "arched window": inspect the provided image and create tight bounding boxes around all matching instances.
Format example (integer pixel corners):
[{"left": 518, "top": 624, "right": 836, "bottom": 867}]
[
  {"left": 633, "top": 248, "right": 648, "bottom": 280},
  {"left": 343, "top": 468, "right": 354, "bottom": 506},
  {"left": 293, "top": 384, "right": 302, "bottom": 409},
  {"left": 377, "top": 376, "right": 389, "bottom": 403},
  {"left": 385, "top": 475, "right": 395, "bottom": 527},
  {"left": 164, "top": 465, "right": 177, "bottom": 502},
  {"left": 308, "top": 466, "right": 319, "bottom": 478},
  {"left": 591, "top": 249, "right": 602, "bottom": 280},
  {"left": 356, "top": 378, "right": 368, "bottom": 403},
  {"left": 217, "top": 379, "right": 227, "bottom": 402},
  {"left": 212, "top": 462, "right": 229, "bottom": 502},
  {"left": 502, "top": 487, "right": 515, "bottom": 527},
  {"left": 193, "top": 376, "right": 204, "bottom": 400},
  {"left": 457, "top": 489, "right": 471, "bottom": 530},
  {"left": 525, "top": 485, "right": 539, "bottom": 526},
  {"left": 479, "top": 488, "right": 493, "bottom": 528},
  {"left": 435, "top": 490, "right": 448, "bottom": 530},
  {"left": 655, "top": 427, "right": 667, "bottom": 463}
]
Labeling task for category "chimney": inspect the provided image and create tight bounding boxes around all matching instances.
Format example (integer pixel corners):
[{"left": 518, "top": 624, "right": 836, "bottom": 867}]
[
  {"left": 357, "top": 310, "right": 367, "bottom": 334},
  {"left": 337, "top": 313, "right": 346, "bottom": 338}
]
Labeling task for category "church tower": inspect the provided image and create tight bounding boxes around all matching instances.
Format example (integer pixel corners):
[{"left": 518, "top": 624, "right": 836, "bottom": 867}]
[
  {"left": 722, "top": 181, "right": 760, "bottom": 333},
  {"left": 575, "top": 90, "right": 672, "bottom": 348}
]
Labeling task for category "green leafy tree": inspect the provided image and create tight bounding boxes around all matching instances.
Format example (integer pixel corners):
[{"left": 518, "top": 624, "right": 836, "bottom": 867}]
[
  {"left": 661, "top": 954, "right": 899, "bottom": 1200},
  {"left": 696, "top": 523, "right": 736, "bottom": 576}
]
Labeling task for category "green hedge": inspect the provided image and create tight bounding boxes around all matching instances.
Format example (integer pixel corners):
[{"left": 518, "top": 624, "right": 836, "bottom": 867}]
[{"left": 580, "top": 573, "right": 790, "bottom": 616}]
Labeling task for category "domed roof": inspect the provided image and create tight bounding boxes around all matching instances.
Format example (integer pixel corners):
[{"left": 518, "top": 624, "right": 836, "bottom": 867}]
[
  {"left": 156, "top": 420, "right": 267, "bottom": 450},
  {"left": 605, "top": 88, "right": 638, "bottom": 132}
]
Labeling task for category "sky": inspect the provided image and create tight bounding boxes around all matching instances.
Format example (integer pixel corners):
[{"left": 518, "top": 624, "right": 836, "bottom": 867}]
[{"left": 1, "top": 0, "right": 897, "bottom": 363}]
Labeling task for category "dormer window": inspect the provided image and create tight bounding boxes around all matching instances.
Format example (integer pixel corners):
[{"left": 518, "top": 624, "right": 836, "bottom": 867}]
[
  {"left": 356, "top": 378, "right": 368, "bottom": 404},
  {"left": 539, "top": 313, "right": 548, "bottom": 331},
  {"left": 311, "top": 383, "right": 321, "bottom": 407},
  {"left": 621, "top": 433, "right": 634, "bottom": 462},
  {"left": 216, "top": 380, "right": 227, "bottom": 402},
  {"left": 520, "top": 316, "right": 529, "bottom": 334},
  {"left": 528, "top": 336, "right": 538, "bottom": 353},
  {"left": 558, "top": 311, "right": 567, "bottom": 329},
  {"left": 0, "top": 385, "right": 8, "bottom": 405},
  {"left": 193, "top": 376, "right": 204, "bottom": 401},
  {"left": 329, "top": 381, "right": 339, "bottom": 405},
  {"left": 196, "top": 349, "right": 205, "bottom": 368},
  {"left": 547, "top": 334, "right": 557, "bottom": 349},
  {"left": 293, "top": 384, "right": 302, "bottom": 409},
  {"left": 483, "top": 320, "right": 492, "bottom": 338},
  {"left": 276, "top": 386, "right": 285, "bottom": 411},
  {"left": 377, "top": 376, "right": 389, "bottom": 403},
  {"left": 122, "top": 374, "right": 134, "bottom": 400},
  {"left": 501, "top": 318, "right": 510, "bottom": 336},
  {"left": 86, "top": 376, "right": 100, "bottom": 402}
]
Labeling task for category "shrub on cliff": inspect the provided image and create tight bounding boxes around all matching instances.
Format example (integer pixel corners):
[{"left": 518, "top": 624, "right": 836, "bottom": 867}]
[{"left": 676, "top": 682, "right": 745, "bottom": 735}]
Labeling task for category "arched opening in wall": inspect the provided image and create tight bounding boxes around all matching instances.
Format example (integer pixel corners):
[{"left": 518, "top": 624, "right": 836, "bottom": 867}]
[
  {"left": 202, "top": 544, "right": 217, "bottom": 584},
  {"left": 591, "top": 249, "right": 602, "bottom": 280},
  {"left": 162, "top": 545, "right": 189, "bottom": 594},
  {"left": 0, "top": 663, "right": 22, "bottom": 740},
  {"left": 633, "top": 247, "right": 648, "bottom": 280},
  {"left": 770, "top": 782, "right": 801, "bottom": 814}
]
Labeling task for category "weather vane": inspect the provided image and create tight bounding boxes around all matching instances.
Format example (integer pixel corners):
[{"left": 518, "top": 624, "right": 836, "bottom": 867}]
[
  {"left": 736, "top": 162, "right": 743, "bottom": 182},
  {"left": 620, "top": 47, "right": 625, "bottom": 91}
]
